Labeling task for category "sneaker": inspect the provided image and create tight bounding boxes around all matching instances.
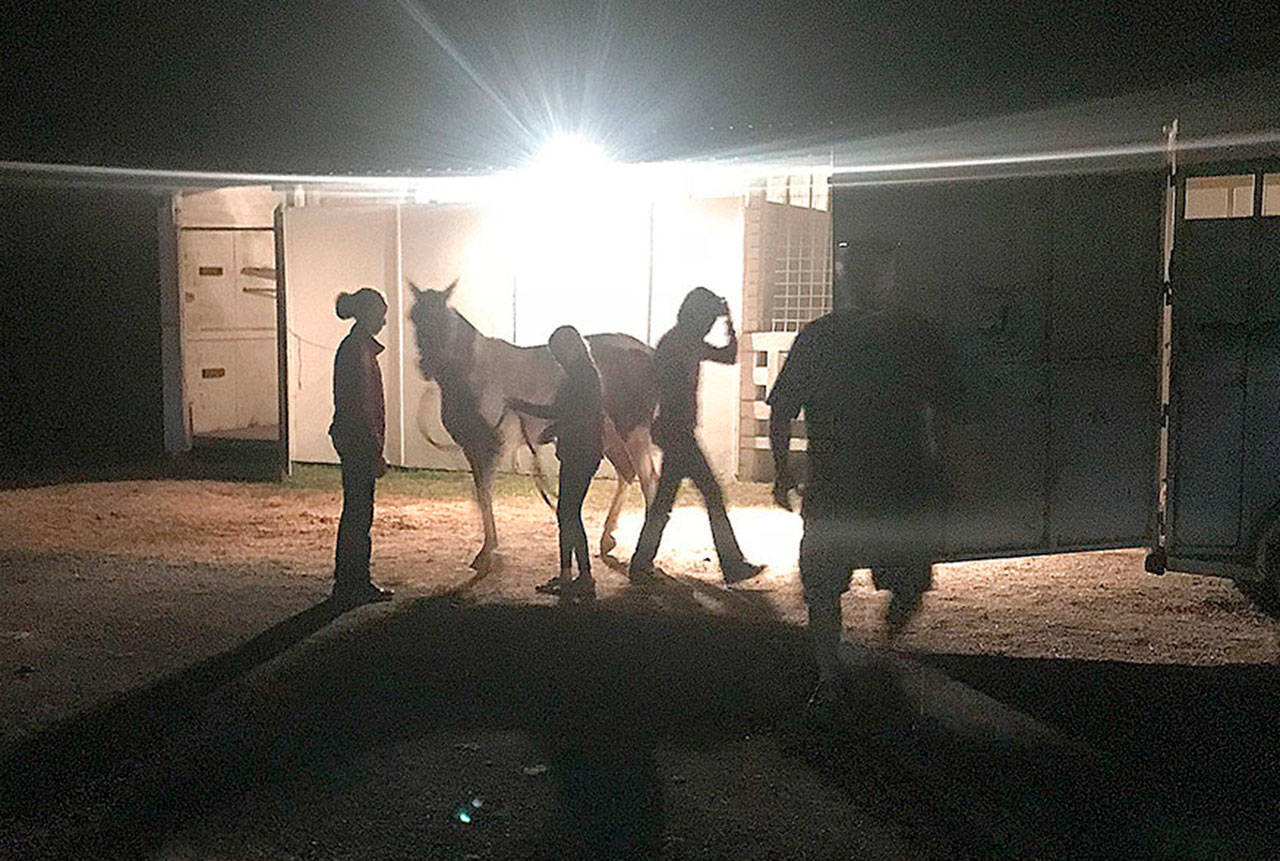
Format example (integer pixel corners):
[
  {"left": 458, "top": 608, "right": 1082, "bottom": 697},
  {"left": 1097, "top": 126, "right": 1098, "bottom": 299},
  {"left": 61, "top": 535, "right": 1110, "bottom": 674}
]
[
  {"left": 362, "top": 582, "right": 394, "bottom": 603},
  {"left": 565, "top": 576, "right": 596, "bottom": 601},
  {"left": 722, "top": 561, "right": 764, "bottom": 585},
  {"left": 332, "top": 581, "right": 394, "bottom": 605},
  {"left": 534, "top": 576, "right": 564, "bottom": 596}
]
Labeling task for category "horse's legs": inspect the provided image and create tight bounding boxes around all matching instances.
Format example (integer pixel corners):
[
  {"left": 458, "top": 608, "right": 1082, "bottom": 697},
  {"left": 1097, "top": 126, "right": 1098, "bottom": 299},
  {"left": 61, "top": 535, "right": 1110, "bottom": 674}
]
[
  {"left": 466, "top": 449, "right": 501, "bottom": 573},
  {"left": 599, "top": 463, "right": 629, "bottom": 557},
  {"left": 629, "top": 426, "right": 659, "bottom": 509}
]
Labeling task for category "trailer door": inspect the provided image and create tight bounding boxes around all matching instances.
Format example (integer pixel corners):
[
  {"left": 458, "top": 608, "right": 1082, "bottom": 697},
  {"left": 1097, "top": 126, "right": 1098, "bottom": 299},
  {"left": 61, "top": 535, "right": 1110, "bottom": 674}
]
[
  {"left": 1168, "top": 167, "right": 1280, "bottom": 566},
  {"left": 832, "top": 172, "right": 1161, "bottom": 560}
]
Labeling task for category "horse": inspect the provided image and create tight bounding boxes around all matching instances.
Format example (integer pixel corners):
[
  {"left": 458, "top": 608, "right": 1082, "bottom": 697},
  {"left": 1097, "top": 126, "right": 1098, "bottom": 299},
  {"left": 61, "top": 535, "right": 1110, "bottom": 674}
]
[{"left": 408, "top": 280, "right": 659, "bottom": 573}]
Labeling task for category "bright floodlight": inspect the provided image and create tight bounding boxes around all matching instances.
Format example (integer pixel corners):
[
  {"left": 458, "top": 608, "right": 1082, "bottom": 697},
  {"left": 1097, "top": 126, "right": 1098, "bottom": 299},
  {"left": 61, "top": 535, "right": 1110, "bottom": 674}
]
[{"left": 527, "top": 133, "right": 611, "bottom": 174}]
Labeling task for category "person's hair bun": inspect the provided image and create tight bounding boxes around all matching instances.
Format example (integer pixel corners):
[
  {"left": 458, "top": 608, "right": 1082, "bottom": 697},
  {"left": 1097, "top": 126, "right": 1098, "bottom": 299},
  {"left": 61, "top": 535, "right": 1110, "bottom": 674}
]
[{"left": 335, "top": 291, "right": 356, "bottom": 319}]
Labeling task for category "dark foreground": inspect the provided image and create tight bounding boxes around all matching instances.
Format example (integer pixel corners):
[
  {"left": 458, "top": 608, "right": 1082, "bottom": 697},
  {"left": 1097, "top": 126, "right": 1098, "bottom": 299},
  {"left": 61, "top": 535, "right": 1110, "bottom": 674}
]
[{"left": 2, "top": 588, "right": 1278, "bottom": 860}]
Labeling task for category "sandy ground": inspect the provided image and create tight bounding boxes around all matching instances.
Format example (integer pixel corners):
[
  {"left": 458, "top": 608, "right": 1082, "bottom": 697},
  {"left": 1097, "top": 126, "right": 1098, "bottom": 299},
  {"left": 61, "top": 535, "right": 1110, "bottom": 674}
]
[
  {"left": 3, "top": 471, "right": 1278, "bottom": 747},
  {"left": 3, "top": 473, "right": 1278, "bottom": 666},
  {"left": 3, "top": 472, "right": 1279, "bottom": 858}
]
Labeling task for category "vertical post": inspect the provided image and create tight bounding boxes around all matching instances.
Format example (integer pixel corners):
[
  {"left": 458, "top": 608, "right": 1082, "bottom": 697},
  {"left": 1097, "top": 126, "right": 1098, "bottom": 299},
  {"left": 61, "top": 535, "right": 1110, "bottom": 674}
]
[
  {"left": 158, "top": 193, "right": 190, "bottom": 454},
  {"left": 392, "top": 204, "right": 405, "bottom": 466},
  {"left": 646, "top": 200, "right": 656, "bottom": 344},
  {"left": 274, "top": 204, "right": 292, "bottom": 479},
  {"left": 1149, "top": 119, "right": 1178, "bottom": 571}
]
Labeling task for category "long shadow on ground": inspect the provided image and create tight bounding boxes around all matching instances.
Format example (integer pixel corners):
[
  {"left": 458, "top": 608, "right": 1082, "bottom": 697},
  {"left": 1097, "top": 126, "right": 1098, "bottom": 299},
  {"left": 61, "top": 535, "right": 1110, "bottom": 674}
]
[
  {"left": 925, "top": 653, "right": 1280, "bottom": 858},
  {"left": 0, "top": 592, "right": 1257, "bottom": 859},
  {"left": 0, "top": 598, "right": 830, "bottom": 859}
]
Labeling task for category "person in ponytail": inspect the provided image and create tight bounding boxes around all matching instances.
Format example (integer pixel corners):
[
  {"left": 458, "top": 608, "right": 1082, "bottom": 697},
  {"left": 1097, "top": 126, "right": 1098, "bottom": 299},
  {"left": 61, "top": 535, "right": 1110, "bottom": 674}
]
[
  {"left": 506, "top": 325, "right": 605, "bottom": 600},
  {"left": 329, "top": 287, "right": 393, "bottom": 604}
]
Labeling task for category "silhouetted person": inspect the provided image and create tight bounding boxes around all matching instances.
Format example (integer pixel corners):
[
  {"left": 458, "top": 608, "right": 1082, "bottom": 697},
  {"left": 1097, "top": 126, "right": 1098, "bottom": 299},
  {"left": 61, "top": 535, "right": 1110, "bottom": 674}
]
[
  {"left": 330, "top": 288, "right": 394, "bottom": 604},
  {"left": 769, "top": 242, "right": 953, "bottom": 711},
  {"left": 507, "top": 325, "right": 604, "bottom": 600},
  {"left": 630, "top": 287, "right": 763, "bottom": 584}
]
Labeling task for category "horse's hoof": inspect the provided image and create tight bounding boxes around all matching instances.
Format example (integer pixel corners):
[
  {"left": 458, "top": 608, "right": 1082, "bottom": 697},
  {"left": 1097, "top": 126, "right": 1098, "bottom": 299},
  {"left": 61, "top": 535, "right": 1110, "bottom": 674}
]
[{"left": 471, "top": 551, "right": 502, "bottom": 574}]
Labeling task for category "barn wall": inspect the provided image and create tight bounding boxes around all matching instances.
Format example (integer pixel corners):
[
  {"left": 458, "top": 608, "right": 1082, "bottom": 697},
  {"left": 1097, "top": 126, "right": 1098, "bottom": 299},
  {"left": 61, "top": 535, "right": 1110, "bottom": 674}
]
[
  {"left": 0, "top": 185, "right": 164, "bottom": 477},
  {"left": 281, "top": 196, "right": 748, "bottom": 478},
  {"left": 650, "top": 195, "right": 746, "bottom": 477},
  {"left": 400, "top": 203, "right": 517, "bottom": 472},
  {"left": 178, "top": 228, "right": 279, "bottom": 436},
  {"left": 282, "top": 206, "right": 399, "bottom": 465},
  {"left": 175, "top": 185, "right": 280, "bottom": 229}
]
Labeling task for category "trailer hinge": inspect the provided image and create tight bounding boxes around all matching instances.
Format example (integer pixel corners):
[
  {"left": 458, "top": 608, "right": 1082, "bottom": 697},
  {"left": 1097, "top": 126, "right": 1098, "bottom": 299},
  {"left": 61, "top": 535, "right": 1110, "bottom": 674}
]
[
  {"left": 1162, "top": 285, "right": 1173, "bottom": 306},
  {"left": 1160, "top": 403, "right": 1170, "bottom": 427}
]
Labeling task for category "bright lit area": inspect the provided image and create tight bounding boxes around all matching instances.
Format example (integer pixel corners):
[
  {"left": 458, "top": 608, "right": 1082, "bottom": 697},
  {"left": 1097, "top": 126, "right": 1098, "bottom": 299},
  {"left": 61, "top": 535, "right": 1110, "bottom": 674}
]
[{"left": 171, "top": 152, "right": 833, "bottom": 480}]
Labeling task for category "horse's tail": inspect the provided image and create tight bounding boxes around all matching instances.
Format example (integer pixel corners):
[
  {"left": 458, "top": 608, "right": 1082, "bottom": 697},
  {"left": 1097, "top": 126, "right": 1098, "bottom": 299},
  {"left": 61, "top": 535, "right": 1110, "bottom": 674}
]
[
  {"left": 415, "top": 390, "right": 462, "bottom": 452},
  {"left": 603, "top": 414, "right": 638, "bottom": 482},
  {"left": 513, "top": 410, "right": 557, "bottom": 512}
]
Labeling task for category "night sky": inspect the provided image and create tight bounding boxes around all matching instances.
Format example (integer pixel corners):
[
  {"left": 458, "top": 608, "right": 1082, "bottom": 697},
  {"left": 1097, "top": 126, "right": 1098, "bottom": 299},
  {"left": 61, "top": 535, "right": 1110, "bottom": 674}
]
[
  {"left": 1, "top": 2, "right": 1278, "bottom": 476},
  {"left": 3, "top": 1, "right": 1279, "bottom": 173}
]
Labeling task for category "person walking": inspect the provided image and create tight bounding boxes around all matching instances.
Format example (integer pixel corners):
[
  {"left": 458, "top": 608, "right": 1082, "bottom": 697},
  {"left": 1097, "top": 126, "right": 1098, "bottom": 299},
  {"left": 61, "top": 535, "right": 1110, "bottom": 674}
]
[
  {"left": 330, "top": 288, "right": 394, "bottom": 604},
  {"left": 507, "top": 325, "right": 605, "bottom": 600},
  {"left": 629, "top": 287, "right": 763, "bottom": 584},
  {"left": 769, "top": 242, "right": 955, "bottom": 714}
]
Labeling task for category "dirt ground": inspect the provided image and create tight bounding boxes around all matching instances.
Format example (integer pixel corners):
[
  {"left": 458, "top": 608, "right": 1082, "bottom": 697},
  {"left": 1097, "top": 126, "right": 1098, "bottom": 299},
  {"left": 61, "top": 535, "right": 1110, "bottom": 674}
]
[
  {"left": 4, "top": 468, "right": 1278, "bottom": 749},
  {"left": 3, "top": 469, "right": 1277, "bottom": 673},
  {"left": 3, "top": 470, "right": 1280, "bottom": 858}
]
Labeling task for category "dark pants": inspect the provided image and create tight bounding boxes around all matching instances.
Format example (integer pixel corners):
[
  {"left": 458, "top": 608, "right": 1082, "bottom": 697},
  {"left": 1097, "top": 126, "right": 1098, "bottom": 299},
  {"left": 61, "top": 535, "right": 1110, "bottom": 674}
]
[
  {"left": 558, "top": 455, "right": 601, "bottom": 576},
  {"left": 335, "top": 454, "right": 376, "bottom": 588},
  {"left": 798, "top": 497, "right": 941, "bottom": 605},
  {"left": 631, "top": 432, "right": 747, "bottom": 572}
]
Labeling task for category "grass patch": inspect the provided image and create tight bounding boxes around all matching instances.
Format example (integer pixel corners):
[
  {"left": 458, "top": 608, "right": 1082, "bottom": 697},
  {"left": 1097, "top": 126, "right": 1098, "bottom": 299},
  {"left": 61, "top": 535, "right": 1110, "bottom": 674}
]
[
  {"left": 283, "top": 463, "right": 542, "bottom": 500},
  {"left": 280, "top": 463, "right": 775, "bottom": 508}
]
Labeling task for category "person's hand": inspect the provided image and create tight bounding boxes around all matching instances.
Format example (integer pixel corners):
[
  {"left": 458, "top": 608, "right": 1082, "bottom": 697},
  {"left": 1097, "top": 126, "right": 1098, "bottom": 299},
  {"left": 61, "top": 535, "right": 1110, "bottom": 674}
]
[{"left": 772, "top": 471, "right": 799, "bottom": 511}]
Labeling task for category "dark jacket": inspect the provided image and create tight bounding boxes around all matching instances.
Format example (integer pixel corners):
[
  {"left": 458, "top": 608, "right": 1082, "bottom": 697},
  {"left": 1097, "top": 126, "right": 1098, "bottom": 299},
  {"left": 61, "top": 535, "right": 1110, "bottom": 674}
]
[
  {"left": 510, "top": 363, "right": 604, "bottom": 464},
  {"left": 330, "top": 330, "right": 386, "bottom": 461},
  {"left": 651, "top": 324, "right": 737, "bottom": 447}
]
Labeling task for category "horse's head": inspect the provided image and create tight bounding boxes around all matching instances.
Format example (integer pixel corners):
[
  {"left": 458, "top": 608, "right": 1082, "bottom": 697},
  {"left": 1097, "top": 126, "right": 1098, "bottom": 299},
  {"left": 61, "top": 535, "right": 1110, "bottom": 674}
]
[{"left": 408, "top": 279, "right": 460, "bottom": 381}]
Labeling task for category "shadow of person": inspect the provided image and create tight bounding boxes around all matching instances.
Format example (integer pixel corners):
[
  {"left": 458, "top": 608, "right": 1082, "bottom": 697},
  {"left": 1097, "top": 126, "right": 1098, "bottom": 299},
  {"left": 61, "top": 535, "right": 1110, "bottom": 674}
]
[
  {"left": 1, "top": 597, "right": 818, "bottom": 858},
  {"left": 542, "top": 734, "right": 665, "bottom": 860},
  {"left": 606, "top": 561, "right": 780, "bottom": 625},
  {"left": 0, "top": 598, "right": 349, "bottom": 815}
]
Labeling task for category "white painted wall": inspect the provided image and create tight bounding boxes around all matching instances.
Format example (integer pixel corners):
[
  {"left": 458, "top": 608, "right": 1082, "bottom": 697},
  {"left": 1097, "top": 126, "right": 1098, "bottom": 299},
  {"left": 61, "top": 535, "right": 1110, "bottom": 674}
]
[
  {"left": 650, "top": 196, "right": 746, "bottom": 478},
  {"left": 282, "top": 206, "right": 397, "bottom": 464},
  {"left": 280, "top": 195, "right": 747, "bottom": 477},
  {"left": 175, "top": 186, "right": 281, "bottom": 229},
  {"left": 400, "top": 203, "right": 513, "bottom": 471}
]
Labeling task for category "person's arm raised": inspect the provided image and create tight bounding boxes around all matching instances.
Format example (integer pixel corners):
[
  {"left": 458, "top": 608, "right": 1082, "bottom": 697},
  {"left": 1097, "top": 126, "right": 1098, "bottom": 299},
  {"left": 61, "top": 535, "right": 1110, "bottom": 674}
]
[{"left": 704, "top": 310, "right": 740, "bottom": 364}]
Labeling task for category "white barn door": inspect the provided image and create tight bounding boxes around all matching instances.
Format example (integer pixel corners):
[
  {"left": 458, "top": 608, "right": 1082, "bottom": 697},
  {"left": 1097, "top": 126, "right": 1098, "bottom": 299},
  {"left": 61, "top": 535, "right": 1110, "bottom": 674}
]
[{"left": 179, "top": 229, "right": 279, "bottom": 437}]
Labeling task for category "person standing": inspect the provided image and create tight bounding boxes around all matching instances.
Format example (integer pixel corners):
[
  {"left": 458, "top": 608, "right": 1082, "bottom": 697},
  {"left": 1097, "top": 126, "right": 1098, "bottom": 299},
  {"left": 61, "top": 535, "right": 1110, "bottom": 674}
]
[
  {"left": 330, "top": 288, "right": 394, "bottom": 604},
  {"left": 768, "top": 242, "right": 954, "bottom": 711},
  {"left": 629, "top": 287, "right": 763, "bottom": 584},
  {"left": 507, "top": 325, "right": 605, "bottom": 600}
]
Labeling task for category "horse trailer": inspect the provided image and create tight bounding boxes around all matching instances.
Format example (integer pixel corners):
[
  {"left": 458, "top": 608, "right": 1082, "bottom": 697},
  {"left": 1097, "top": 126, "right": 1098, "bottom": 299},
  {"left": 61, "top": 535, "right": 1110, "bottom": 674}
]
[{"left": 811, "top": 154, "right": 1280, "bottom": 604}]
